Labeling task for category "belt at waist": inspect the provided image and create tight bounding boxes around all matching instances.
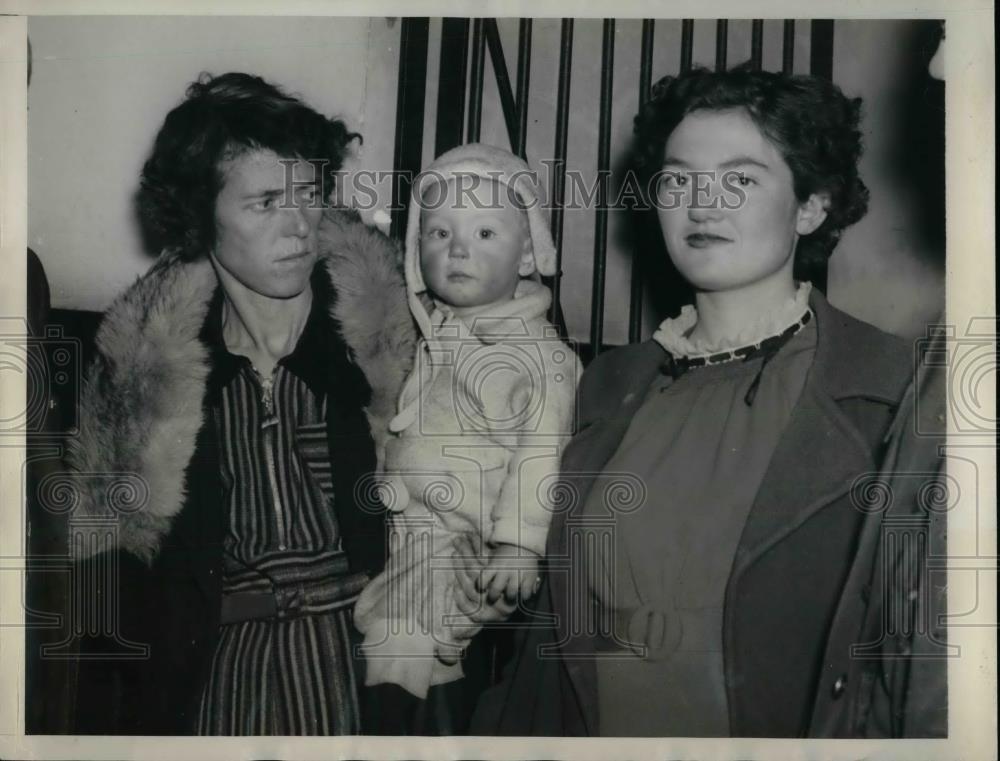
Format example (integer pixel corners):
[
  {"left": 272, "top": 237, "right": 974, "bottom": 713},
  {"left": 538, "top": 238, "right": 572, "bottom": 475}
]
[{"left": 220, "top": 570, "right": 371, "bottom": 625}]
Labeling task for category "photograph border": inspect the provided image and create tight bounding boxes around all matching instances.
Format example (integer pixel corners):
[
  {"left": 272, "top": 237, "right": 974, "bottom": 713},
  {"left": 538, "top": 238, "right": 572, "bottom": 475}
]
[{"left": 1, "top": 1, "right": 994, "bottom": 759}]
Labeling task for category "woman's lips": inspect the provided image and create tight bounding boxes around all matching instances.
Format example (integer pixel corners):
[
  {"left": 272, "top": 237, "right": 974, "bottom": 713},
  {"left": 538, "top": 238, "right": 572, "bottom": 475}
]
[
  {"left": 277, "top": 249, "right": 312, "bottom": 262},
  {"left": 685, "top": 233, "right": 731, "bottom": 248}
]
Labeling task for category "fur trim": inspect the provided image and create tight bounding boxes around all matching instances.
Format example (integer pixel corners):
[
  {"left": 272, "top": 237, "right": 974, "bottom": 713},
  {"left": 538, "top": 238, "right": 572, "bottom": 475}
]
[
  {"left": 318, "top": 209, "right": 416, "bottom": 464},
  {"left": 69, "top": 210, "right": 415, "bottom": 563}
]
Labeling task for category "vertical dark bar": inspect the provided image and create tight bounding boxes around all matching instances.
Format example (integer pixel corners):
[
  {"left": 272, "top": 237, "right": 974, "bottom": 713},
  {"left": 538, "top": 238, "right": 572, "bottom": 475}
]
[
  {"left": 390, "top": 18, "right": 430, "bottom": 240},
  {"left": 514, "top": 19, "right": 532, "bottom": 158},
  {"left": 680, "top": 19, "right": 694, "bottom": 73},
  {"left": 483, "top": 19, "right": 520, "bottom": 152},
  {"left": 715, "top": 19, "right": 728, "bottom": 71},
  {"left": 750, "top": 19, "right": 764, "bottom": 71},
  {"left": 434, "top": 18, "right": 470, "bottom": 157},
  {"left": 782, "top": 19, "right": 795, "bottom": 74},
  {"left": 638, "top": 20, "right": 655, "bottom": 102},
  {"left": 809, "top": 19, "right": 835, "bottom": 293},
  {"left": 809, "top": 19, "right": 835, "bottom": 81},
  {"left": 590, "top": 19, "right": 614, "bottom": 357},
  {"left": 638, "top": 19, "right": 655, "bottom": 100},
  {"left": 548, "top": 19, "right": 573, "bottom": 331},
  {"left": 467, "top": 18, "right": 486, "bottom": 142},
  {"left": 629, "top": 19, "right": 655, "bottom": 344}
]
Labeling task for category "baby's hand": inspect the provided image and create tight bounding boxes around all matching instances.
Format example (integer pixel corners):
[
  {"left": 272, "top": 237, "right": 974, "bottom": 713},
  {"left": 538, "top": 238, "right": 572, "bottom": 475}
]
[{"left": 476, "top": 544, "right": 541, "bottom": 604}]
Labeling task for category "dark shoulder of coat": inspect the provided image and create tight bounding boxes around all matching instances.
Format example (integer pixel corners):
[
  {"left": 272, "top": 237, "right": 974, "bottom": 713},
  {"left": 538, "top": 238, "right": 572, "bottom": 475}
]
[
  {"left": 816, "top": 297, "right": 912, "bottom": 404},
  {"left": 577, "top": 342, "right": 664, "bottom": 426},
  {"left": 814, "top": 298, "right": 913, "bottom": 462}
]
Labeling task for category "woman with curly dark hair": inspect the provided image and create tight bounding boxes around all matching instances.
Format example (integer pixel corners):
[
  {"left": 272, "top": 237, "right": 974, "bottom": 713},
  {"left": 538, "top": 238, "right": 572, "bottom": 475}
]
[
  {"left": 68, "top": 72, "right": 417, "bottom": 735},
  {"left": 469, "top": 66, "right": 915, "bottom": 737},
  {"left": 137, "top": 71, "right": 360, "bottom": 260}
]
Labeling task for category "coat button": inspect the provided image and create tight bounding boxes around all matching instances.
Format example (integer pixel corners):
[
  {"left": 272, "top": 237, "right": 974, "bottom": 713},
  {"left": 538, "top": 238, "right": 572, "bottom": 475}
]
[{"left": 832, "top": 674, "right": 848, "bottom": 698}]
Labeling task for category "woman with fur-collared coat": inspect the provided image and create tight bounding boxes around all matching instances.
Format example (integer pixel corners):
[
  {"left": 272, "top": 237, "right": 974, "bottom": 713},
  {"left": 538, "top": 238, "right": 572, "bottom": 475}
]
[
  {"left": 69, "top": 208, "right": 412, "bottom": 734},
  {"left": 67, "top": 73, "right": 416, "bottom": 735}
]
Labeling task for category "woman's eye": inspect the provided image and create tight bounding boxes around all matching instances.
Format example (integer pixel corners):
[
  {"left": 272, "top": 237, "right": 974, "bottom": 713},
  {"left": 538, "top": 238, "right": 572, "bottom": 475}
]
[
  {"left": 736, "top": 173, "right": 756, "bottom": 187},
  {"left": 661, "top": 172, "right": 688, "bottom": 187},
  {"left": 252, "top": 198, "right": 276, "bottom": 212}
]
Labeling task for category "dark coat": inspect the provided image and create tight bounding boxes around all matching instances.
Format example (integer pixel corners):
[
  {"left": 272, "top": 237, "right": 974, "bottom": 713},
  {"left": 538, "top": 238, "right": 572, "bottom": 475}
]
[
  {"left": 473, "top": 290, "right": 922, "bottom": 737},
  {"left": 68, "top": 211, "right": 415, "bottom": 734}
]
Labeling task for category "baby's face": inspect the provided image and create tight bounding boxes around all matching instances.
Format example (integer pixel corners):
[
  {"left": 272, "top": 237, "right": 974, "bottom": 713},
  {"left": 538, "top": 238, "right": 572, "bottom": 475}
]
[{"left": 419, "top": 178, "right": 533, "bottom": 311}]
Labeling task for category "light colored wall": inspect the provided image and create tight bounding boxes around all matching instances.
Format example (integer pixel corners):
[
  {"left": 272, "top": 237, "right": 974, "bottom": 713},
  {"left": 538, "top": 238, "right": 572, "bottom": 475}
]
[
  {"left": 28, "top": 15, "right": 400, "bottom": 312},
  {"left": 829, "top": 19, "right": 945, "bottom": 339}
]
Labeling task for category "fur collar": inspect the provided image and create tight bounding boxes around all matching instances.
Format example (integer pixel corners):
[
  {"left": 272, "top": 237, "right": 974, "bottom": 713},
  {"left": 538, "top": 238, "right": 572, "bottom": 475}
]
[{"left": 68, "top": 209, "right": 415, "bottom": 563}]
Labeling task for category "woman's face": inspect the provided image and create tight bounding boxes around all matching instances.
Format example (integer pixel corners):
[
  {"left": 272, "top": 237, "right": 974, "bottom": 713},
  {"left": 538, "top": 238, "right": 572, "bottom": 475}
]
[
  {"left": 656, "top": 107, "right": 825, "bottom": 293},
  {"left": 211, "top": 148, "right": 322, "bottom": 299}
]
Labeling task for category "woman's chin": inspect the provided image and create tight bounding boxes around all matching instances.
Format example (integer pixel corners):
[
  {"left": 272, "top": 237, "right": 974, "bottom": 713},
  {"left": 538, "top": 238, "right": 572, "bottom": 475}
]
[
  {"left": 671, "top": 258, "right": 781, "bottom": 295},
  {"left": 672, "top": 267, "right": 747, "bottom": 294}
]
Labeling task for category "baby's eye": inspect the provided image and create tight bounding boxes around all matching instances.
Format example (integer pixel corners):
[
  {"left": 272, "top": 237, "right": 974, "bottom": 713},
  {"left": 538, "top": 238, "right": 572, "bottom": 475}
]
[
  {"left": 477, "top": 228, "right": 496, "bottom": 240},
  {"left": 426, "top": 228, "right": 449, "bottom": 240}
]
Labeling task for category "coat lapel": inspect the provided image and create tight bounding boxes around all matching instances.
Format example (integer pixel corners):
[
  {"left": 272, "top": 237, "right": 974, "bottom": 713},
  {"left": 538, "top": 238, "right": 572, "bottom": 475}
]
[
  {"left": 729, "top": 380, "right": 873, "bottom": 573},
  {"left": 730, "top": 289, "right": 905, "bottom": 570},
  {"left": 721, "top": 290, "right": 911, "bottom": 735},
  {"left": 720, "top": 376, "right": 879, "bottom": 735}
]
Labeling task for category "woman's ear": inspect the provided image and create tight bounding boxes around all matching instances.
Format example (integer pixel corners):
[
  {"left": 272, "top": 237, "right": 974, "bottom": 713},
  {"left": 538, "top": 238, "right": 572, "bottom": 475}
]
[
  {"left": 796, "top": 192, "right": 830, "bottom": 236},
  {"left": 518, "top": 236, "right": 537, "bottom": 277}
]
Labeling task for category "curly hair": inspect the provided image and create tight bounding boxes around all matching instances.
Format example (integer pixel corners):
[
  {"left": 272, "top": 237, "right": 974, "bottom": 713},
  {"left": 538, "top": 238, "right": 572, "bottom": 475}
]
[
  {"left": 633, "top": 65, "right": 869, "bottom": 271},
  {"left": 138, "top": 72, "right": 360, "bottom": 260}
]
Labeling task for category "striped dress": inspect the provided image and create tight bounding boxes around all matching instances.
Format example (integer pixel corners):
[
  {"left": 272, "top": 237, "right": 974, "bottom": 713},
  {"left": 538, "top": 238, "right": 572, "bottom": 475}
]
[{"left": 196, "top": 359, "right": 366, "bottom": 735}]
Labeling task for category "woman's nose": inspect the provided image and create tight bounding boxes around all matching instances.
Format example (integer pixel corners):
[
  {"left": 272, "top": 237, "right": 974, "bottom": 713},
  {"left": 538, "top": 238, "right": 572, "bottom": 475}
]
[
  {"left": 685, "top": 177, "right": 726, "bottom": 222},
  {"left": 687, "top": 199, "right": 724, "bottom": 223},
  {"left": 284, "top": 203, "right": 311, "bottom": 237}
]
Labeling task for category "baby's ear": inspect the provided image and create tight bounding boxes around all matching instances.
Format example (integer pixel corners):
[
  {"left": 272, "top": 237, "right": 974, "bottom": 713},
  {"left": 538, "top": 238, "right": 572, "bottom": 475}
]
[{"left": 518, "top": 235, "right": 536, "bottom": 277}]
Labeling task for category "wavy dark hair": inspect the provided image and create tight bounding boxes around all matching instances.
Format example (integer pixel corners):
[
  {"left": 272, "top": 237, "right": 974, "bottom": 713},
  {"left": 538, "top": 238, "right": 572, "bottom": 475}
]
[
  {"left": 138, "top": 72, "right": 360, "bottom": 260},
  {"left": 633, "top": 65, "right": 869, "bottom": 272}
]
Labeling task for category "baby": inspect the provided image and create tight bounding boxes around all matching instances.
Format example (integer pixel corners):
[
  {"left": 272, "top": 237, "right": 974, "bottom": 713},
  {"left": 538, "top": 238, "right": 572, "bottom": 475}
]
[{"left": 354, "top": 143, "right": 580, "bottom": 701}]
